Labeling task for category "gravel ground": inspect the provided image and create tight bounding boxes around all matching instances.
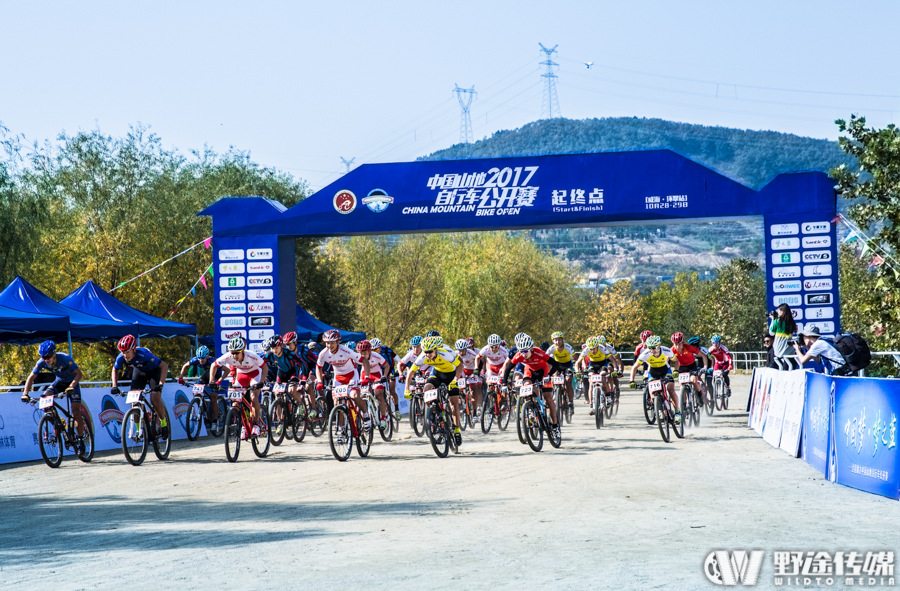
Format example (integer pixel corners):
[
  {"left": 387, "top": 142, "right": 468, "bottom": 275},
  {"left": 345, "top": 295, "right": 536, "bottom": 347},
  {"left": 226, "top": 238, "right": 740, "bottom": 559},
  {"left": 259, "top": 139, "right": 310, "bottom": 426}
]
[{"left": 1, "top": 374, "right": 897, "bottom": 590}]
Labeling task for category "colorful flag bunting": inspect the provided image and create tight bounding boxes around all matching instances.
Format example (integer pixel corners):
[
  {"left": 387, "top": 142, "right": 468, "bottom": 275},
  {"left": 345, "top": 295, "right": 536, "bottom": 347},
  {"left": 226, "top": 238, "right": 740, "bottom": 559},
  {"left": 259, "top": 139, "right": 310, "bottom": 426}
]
[
  {"left": 842, "top": 230, "right": 858, "bottom": 244},
  {"left": 204, "top": 237, "right": 212, "bottom": 249},
  {"left": 200, "top": 275, "right": 208, "bottom": 290}
]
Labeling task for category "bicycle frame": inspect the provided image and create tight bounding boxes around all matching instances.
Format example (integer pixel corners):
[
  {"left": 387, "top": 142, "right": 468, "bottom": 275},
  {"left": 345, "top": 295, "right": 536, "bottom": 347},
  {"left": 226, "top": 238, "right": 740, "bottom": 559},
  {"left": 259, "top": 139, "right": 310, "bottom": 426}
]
[
  {"left": 329, "top": 384, "right": 362, "bottom": 438},
  {"left": 35, "top": 392, "right": 79, "bottom": 447}
]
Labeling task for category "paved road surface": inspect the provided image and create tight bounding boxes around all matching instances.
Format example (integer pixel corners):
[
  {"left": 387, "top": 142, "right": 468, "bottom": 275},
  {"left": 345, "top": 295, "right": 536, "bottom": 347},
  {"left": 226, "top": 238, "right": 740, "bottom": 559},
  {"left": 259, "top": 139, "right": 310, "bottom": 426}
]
[{"left": 1, "top": 375, "right": 897, "bottom": 590}]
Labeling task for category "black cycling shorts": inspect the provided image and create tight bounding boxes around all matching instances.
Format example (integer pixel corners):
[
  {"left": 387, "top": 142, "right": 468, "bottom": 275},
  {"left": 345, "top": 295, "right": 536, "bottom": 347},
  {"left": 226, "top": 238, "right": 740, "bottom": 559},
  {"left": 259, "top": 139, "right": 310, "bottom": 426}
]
[
  {"left": 589, "top": 360, "right": 608, "bottom": 372},
  {"left": 426, "top": 369, "right": 460, "bottom": 397},
  {"left": 49, "top": 379, "right": 81, "bottom": 403},
  {"left": 278, "top": 368, "right": 299, "bottom": 383},
  {"left": 131, "top": 366, "right": 163, "bottom": 392},
  {"left": 679, "top": 362, "right": 698, "bottom": 374},
  {"left": 648, "top": 366, "right": 669, "bottom": 381}
]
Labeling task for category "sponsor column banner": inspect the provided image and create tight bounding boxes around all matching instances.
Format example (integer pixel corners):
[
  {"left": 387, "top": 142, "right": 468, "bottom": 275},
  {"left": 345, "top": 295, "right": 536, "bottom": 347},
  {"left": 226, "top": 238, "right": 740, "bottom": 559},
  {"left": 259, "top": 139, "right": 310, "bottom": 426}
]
[
  {"left": 0, "top": 383, "right": 203, "bottom": 465},
  {"left": 778, "top": 371, "right": 806, "bottom": 458},
  {"left": 762, "top": 372, "right": 790, "bottom": 448},
  {"left": 803, "top": 371, "right": 832, "bottom": 477},
  {"left": 831, "top": 376, "right": 900, "bottom": 500}
]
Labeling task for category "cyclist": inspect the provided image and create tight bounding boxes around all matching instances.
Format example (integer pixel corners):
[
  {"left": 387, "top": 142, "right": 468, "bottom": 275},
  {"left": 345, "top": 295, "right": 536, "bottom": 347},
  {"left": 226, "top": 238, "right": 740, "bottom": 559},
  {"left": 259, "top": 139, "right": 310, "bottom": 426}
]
[
  {"left": 502, "top": 333, "right": 560, "bottom": 439},
  {"left": 604, "top": 337, "right": 624, "bottom": 391},
  {"left": 177, "top": 345, "right": 226, "bottom": 424},
  {"left": 546, "top": 331, "right": 578, "bottom": 410},
  {"left": 282, "top": 331, "right": 318, "bottom": 415},
  {"left": 405, "top": 335, "right": 464, "bottom": 446},
  {"left": 315, "top": 329, "right": 373, "bottom": 431},
  {"left": 21, "top": 340, "right": 87, "bottom": 445},
  {"left": 669, "top": 332, "right": 708, "bottom": 403},
  {"left": 455, "top": 338, "right": 482, "bottom": 422},
  {"left": 111, "top": 335, "right": 171, "bottom": 435},
  {"left": 707, "top": 335, "right": 734, "bottom": 398},
  {"left": 476, "top": 334, "right": 510, "bottom": 393},
  {"left": 629, "top": 335, "right": 680, "bottom": 423},
  {"left": 576, "top": 336, "right": 612, "bottom": 416},
  {"left": 262, "top": 335, "right": 308, "bottom": 416},
  {"left": 356, "top": 339, "right": 391, "bottom": 429},
  {"left": 633, "top": 329, "right": 653, "bottom": 378},
  {"left": 687, "top": 336, "right": 712, "bottom": 393},
  {"left": 371, "top": 337, "right": 401, "bottom": 421},
  {"left": 210, "top": 336, "right": 269, "bottom": 437}
]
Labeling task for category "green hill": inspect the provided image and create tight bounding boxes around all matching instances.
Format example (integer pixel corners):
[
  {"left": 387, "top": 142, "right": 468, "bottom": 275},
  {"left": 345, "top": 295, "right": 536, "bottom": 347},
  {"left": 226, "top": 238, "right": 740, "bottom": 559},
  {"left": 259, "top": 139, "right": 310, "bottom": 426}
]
[{"left": 420, "top": 117, "right": 853, "bottom": 189}]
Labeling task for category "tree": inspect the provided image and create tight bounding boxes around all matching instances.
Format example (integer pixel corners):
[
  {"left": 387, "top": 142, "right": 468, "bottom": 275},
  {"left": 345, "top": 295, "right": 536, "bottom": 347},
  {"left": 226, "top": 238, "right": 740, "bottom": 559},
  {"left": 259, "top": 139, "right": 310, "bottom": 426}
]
[
  {"left": 694, "top": 258, "right": 766, "bottom": 350},
  {"left": 584, "top": 280, "right": 645, "bottom": 348}
]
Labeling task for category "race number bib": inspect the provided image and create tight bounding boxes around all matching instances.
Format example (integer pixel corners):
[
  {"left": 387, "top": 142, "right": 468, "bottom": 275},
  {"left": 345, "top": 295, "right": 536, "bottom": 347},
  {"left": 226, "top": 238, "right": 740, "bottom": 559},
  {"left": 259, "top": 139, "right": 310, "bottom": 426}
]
[
  {"left": 713, "top": 370, "right": 723, "bottom": 377},
  {"left": 520, "top": 384, "right": 534, "bottom": 397},
  {"left": 360, "top": 385, "right": 370, "bottom": 395},
  {"left": 415, "top": 376, "right": 426, "bottom": 385},
  {"left": 39, "top": 395, "right": 54, "bottom": 409},
  {"left": 424, "top": 389, "right": 439, "bottom": 403},
  {"left": 457, "top": 377, "right": 467, "bottom": 387},
  {"left": 648, "top": 380, "right": 663, "bottom": 393},
  {"left": 514, "top": 380, "right": 523, "bottom": 388},
  {"left": 487, "top": 376, "right": 501, "bottom": 385},
  {"left": 679, "top": 374, "right": 691, "bottom": 384},
  {"left": 228, "top": 389, "right": 245, "bottom": 401},
  {"left": 333, "top": 385, "right": 349, "bottom": 398},
  {"left": 589, "top": 374, "right": 603, "bottom": 384},
  {"left": 126, "top": 390, "right": 142, "bottom": 404},
  {"left": 273, "top": 383, "right": 286, "bottom": 394},
  {"left": 192, "top": 384, "right": 205, "bottom": 395},
  {"left": 552, "top": 376, "right": 565, "bottom": 385}
]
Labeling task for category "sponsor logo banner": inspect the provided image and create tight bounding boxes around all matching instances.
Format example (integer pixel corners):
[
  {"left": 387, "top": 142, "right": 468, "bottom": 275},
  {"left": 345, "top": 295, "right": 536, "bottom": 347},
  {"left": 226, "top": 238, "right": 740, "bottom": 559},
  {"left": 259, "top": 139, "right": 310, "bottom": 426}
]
[
  {"left": 247, "top": 275, "right": 273, "bottom": 286},
  {"left": 805, "top": 293, "right": 833, "bottom": 306},
  {"left": 220, "top": 330, "right": 247, "bottom": 341},
  {"left": 770, "top": 223, "right": 799, "bottom": 236},
  {"left": 247, "top": 248, "right": 272, "bottom": 260},
  {"left": 802, "top": 236, "right": 832, "bottom": 248},
  {"left": 805, "top": 306, "right": 834, "bottom": 319},
  {"left": 219, "top": 289, "right": 245, "bottom": 301},
  {"left": 773, "top": 294, "right": 801, "bottom": 307},
  {"left": 220, "top": 276, "right": 245, "bottom": 288},
  {"left": 218, "top": 249, "right": 244, "bottom": 261},
  {"left": 248, "top": 289, "right": 274, "bottom": 301},
  {"left": 804, "top": 320, "right": 835, "bottom": 333},
  {"left": 804, "top": 278, "right": 833, "bottom": 291},
  {"left": 771, "top": 252, "right": 800, "bottom": 265},
  {"left": 803, "top": 264, "right": 833, "bottom": 278},
  {"left": 334, "top": 190, "right": 357, "bottom": 214},
  {"left": 249, "top": 343, "right": 265, "bottom": 353},
  {"left": 249, "top": 329, "right": 275, "bottom": 341},
  {"left": 249, "top": 315, "right": 274, "bottom": 327},
  {"left": 218, "top": 262, "right": 245, "bottom": 274},
  {"left": 362, "top": 189, "right": 394, "bottom": 213},
  {"left": 220, "top": 317, "right": 246, "bottom": 328},
  {"left": 247, "top": 262, "right": 273, "bottom": 273},
  {"left": 772, "top": 266, "right": 801, "bottom": 279},
  {"left": 219, "top": 303, "right": 246, "bottom": 315},
  {"left": 802, "top": 250, "right": 832, "bottom": 263},
  {"left": 248, "top": 302, "right": 274, "bottom": 314},
  {"left": 771, "top": 237, "right": 799, "bottom": 250},
  {"left": 802, "top": 221, "right": 830, "bottom": 234},
  {"left": 772, "top": 280, "right": 802, "bottom": 293}
]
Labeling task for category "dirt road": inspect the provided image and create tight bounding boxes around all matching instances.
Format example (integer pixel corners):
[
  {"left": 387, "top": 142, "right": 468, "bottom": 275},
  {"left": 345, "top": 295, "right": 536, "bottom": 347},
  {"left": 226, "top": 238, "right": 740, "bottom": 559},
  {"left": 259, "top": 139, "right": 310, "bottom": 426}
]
[{"left": 1, "top": 375, "right": 897, "bottom": 590}]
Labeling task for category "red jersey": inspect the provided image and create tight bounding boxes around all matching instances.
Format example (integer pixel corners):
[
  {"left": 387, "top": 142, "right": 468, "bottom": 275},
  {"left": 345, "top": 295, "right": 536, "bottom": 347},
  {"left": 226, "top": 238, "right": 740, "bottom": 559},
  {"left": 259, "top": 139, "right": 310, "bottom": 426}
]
[
  {"left": 510, "top": 348, "right": 551, "bottom": 373},
  {"left": 671, "top": 344, "right": 701, "bottom": 366},
  {"left": 634, "top": 343, "right": 646, "bottom": 358},
  {"left": 708, "top": 344, "right": 732, "bottom": 363}
]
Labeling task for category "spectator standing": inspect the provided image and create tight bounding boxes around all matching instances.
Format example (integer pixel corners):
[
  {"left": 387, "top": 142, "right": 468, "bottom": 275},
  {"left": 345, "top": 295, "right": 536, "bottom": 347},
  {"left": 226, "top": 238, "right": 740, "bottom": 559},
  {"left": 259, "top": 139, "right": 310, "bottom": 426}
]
[
  {"left": 768, "top": 303, "right": 798, "bottom": 370},
  {"left": 763, "top": 335, "right": 777, "bottom": 369}
]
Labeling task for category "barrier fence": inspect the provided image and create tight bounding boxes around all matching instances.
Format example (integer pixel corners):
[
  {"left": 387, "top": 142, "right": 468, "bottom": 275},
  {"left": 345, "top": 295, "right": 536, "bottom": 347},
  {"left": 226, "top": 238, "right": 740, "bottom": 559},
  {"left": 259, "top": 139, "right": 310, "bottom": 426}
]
[{"left": 748, "top": 368, "right": 900, "bottom": 500}]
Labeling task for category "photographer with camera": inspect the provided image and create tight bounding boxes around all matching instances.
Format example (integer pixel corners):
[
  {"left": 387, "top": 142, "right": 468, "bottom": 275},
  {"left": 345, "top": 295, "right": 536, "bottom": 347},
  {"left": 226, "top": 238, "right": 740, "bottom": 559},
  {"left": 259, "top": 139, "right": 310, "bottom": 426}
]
[
  {"left": 792, "top": 325, "right": 846, "bottom": 375},
  {"left": 768, "top": 303, "right": 798, "bottom": 371}
]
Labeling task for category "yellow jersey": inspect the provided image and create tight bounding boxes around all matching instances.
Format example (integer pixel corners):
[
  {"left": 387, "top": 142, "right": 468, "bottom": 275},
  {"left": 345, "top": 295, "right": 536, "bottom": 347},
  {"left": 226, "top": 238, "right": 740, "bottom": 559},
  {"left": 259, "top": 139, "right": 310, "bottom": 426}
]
[{"left": 412, "top": 346, "right": 460, "bottom": 374}]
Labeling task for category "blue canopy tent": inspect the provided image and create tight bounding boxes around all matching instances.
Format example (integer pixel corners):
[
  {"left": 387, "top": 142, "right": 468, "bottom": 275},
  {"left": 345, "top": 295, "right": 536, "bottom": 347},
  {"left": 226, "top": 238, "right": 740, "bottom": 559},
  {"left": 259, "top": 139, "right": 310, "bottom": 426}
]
[
  {"left": 296, "top": 305, "right": 365, "bottom": 342},
  {"left": 0, "top": 277, "right": 135, "bottom": 343},
  {"left": 0, "top": 304, "right": 72, "bottom": 345},
  {"left": 61, "top": 281, "right": 196, "bottom": 341}
]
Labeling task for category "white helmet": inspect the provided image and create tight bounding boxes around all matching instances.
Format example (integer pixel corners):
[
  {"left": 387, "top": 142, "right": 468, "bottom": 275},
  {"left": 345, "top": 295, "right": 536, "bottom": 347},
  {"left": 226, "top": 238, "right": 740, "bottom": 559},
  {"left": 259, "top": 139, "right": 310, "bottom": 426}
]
[
  {"left": 370, "top": 337, "right": 382, "bottom": 349},
  {"left": 454, "top": 339, "right": 467, "bottom": 351},
  {"left": 487, "top": 334, "right": 501, "bottom": 346},
  {"left": 515, "top": 333, "right": 533, "bottom": 350}
]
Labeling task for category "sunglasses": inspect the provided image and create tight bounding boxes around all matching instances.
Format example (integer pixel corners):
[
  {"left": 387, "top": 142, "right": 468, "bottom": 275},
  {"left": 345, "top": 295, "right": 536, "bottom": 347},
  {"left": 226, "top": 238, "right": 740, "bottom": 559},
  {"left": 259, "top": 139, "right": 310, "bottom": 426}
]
[{"left": 521, "top": 348, "right": 532, "bottom": 354}]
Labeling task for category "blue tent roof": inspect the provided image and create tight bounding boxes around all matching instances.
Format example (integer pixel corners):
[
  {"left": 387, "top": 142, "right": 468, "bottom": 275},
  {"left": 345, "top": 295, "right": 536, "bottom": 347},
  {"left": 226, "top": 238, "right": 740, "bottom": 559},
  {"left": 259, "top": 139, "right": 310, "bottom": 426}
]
[
  {"left": 0, "top": 304, "right": 71, "bottom": 345},
  {"left": 296, "top": 305, "right": 365, "bottom": 343},
  {"left": 61, "top": 281, "right": 196, "bottom": 339},
  {"left": 0, "top": 277, "right": 134, "bottom": 342}
]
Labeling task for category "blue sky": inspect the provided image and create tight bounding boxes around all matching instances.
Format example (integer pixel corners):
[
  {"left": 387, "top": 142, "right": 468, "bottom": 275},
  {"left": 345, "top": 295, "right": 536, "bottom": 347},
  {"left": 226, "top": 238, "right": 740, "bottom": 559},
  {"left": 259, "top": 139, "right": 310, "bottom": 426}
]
[{"left": 2, "top": 1, "right": 898, "bottom": 192}]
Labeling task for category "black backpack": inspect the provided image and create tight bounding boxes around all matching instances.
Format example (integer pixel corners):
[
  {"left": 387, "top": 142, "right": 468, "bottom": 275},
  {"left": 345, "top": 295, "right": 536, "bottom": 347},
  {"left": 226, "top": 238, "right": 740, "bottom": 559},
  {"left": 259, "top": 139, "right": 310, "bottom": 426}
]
[{"left": 830, "top": 332, "right": 872, "bottom": 372}]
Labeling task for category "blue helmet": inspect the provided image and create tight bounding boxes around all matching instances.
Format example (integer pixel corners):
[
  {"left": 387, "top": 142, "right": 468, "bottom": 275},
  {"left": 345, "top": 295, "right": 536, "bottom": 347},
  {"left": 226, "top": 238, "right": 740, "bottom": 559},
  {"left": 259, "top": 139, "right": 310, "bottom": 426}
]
[
  {"left": 38, "top": 340, "right": 56, "bottom": 358},
  {"left": 687, "top": 337, "right": 700, "bottom": 346},
  {"left": 711, "top": 335, "right": 722, "bottom": 344},
  {"left": 410, "top": 335, "right": 423, "bottom": 346},
  {"left": 196, "top": 345, "right": 210, "bottom": 358},
  {"left": 425, "top": 330, "right": 440, "bottom": 337}
]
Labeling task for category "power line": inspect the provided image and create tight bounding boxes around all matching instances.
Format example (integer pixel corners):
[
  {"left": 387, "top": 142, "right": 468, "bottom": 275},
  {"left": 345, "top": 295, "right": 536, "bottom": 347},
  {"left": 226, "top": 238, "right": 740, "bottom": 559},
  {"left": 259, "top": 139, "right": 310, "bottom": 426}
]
[
  {"left": 539, "top": 43, "right": 561, "bottom": 119},
  {"left": 453, "top": 84, "right": 477, "bottom": 144}
]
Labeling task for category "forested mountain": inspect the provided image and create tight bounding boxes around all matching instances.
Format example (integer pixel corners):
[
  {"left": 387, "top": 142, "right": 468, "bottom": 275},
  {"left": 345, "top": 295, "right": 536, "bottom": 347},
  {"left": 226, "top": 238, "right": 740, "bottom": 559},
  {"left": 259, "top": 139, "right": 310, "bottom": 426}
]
[{"left": 421, "top": 117, "right": 853, "bottom": 189}]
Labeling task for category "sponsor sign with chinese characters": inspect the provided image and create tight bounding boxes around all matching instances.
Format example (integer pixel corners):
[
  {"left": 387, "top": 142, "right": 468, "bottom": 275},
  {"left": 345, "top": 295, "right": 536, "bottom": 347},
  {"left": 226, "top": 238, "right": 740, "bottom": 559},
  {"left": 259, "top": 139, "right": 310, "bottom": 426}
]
[
  {"left": 247, "top": 248, "right": 272, "bottom": 260},
  {"left": 772, "top": 266, "right": 801, "bottom": 279},
  {"left": 802, "top": 221, "right": 830, "bottom": 234},
  {"left": 770, "top": 223, "right": 799, "bottom": 236},
  {"left": 804, "top": 279, "right": 833, "bottom": 291},
  {"left": 218, "top": 262, "right": 245, "bottom": 274},
  {"left": 218, "top": 249, "right": 244, "bottom": 261},
  {"left": 219, "top": 276, "right": 245, "bottom": 288},
  {"left": 771, "top": 237, "right": 800, "bottom": 250},
  {"left": 249, "top": 329, "right": 275, "bottom": 341},
  {"left": 414, "top": 166, "right": 541, "bottom": 217},
  {"left": 248, "top": 302, "right": 274, "bottom": 314}
]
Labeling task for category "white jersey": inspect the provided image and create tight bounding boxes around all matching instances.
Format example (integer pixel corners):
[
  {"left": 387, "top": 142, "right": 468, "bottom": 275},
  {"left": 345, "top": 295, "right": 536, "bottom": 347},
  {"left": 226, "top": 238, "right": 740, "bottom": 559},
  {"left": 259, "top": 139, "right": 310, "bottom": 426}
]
[
  {"left": 216, "top": 350, "right": 266, "bottom": 374},
  {"left": 458, "top": 348, "right": 477, "bottom": 370},
  {"left": 477, "top": 344, "right": 509, "bottom": 367},
  {"left": 400, "top": 349, "right": 419, "bottom": 369},
  {"left": 316, "top": 344, "right": 361, "bottom": 376},
  {"left": 364, "top": 351, "right": 386, "bottom": 375}
]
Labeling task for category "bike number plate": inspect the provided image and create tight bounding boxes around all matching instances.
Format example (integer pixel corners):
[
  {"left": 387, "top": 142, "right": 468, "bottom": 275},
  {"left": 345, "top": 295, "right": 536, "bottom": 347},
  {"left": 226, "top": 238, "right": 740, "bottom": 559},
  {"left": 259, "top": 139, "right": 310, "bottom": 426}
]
[
  {"left": 273, "top": 383, "right": 286, "bottom": 394},
  {"left": 713, "top": 370, "right": 723, "bottom": 377},
  {"left": 333, "top": 385, "right": 349, "bottom": 398},
  {"left": 360, "top": 385, "right": 370, "bottom": 394},
  {"left": 649, "top": 380, "right": 663, "bottom": 393},
  {"left": 589, "top": 374, "right": 603, "bottom": 384},
  {"left": 228, "top": 389, "right": 245, "bottom": 401},
  {"left": 679, "top": 374, "right": 691, "bottom": 384},
  {"left": 39, "top": 395, "right": 54, "bottom": 409},
  {"left": 192, "top": 384, "right": 205, "bottom": 395},
  {"left": 457, "top": 378, "right": 466, "bottom": 387},
  {"left": 552, "top": 376, "right": 565, "bottom": 385},
  {"left": 520, "top": 384, "right": 533, "bottom": 397},
  {"left": 126, "top": 390, "right": 142, "bottom": 404},
  {"left": 514, "top": 380, "right": 523, "bottom": 388},
  {"left": 415, "top": 376, "right": 426, "bottom": 385},
  {"left": 424, "top": 390, "right": 438, "bottom": 403},
  {"left": 487, "top": 376, "right": 501, "bottom": 385}
]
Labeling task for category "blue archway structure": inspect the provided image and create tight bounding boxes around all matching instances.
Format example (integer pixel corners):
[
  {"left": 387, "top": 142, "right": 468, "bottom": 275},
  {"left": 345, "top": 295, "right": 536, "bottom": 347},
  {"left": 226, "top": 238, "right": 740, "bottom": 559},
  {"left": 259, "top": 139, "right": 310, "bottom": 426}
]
[{"left": 200, "top": 149, "right": 838, "bottom": 355}]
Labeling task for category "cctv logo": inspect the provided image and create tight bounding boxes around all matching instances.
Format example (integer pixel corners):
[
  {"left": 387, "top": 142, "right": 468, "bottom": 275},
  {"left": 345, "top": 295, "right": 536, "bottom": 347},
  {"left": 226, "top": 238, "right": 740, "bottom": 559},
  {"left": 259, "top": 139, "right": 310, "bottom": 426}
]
[{"left": 704, "top": 550, "right": 765, "bottom": 586}]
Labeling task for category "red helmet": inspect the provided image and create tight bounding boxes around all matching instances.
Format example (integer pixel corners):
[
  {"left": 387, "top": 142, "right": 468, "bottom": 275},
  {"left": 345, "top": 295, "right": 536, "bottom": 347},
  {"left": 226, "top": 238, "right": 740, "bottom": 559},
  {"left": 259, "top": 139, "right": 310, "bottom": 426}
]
[
  {"left": 466, "top": 337, "right": 475, "bottom": 348},
  {"left": 640, "top": 330, "right": 652, "bottom": 341},
  {"left": 671, "top": 332, "right": 684, "bottom": 344},
  {"left": 282, "top": 331, "right": 297, "bottom": 345},
  {"left": 117, "top": 334, "right": 136, "bottom": 352},
  {"left": 356, "top": 339, "right": 371, "bottom": 352},
  {"left": 323, "top": 329, "right": 341, "bottom": 342}
]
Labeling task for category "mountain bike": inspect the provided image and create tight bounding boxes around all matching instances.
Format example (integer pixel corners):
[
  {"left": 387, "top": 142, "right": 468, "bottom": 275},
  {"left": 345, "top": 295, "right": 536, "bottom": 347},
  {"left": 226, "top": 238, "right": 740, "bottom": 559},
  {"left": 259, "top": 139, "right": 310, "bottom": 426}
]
[
  {"left": 121, "top": 387, "right": 171, "bottom": 466},
  {"left": 408, "top": 375, "right": 427, "bottom": 437},
  {"left": 650, "top": 378, "right": 684, "bottom": 443},
  {"left": 327, "top": 383, "right": 373, "bottom": 461},
  {"left": 519, "top": 382, "right": 562, "bottom": 452},
  {"left": 587, "top": 370, "right": 605, "bottom": 429},
  {"left": 26, "top": 390, "right": 94, "bottom": 468},
  {"left": 361, "top": 380, "right": 393, "bottom": 442},
  {"left": 424, "top": 384, "right": 458, "bottom": 458},
  {"left": 186, "top": 383, "right": 226, "bottom": 440},
  {"left": 552, "top": 371, "right": 574, "bottom": 425},
  {"left": 457, "top": 377, "right": 476, "bottom": 431},
  {"left": 268, "top": 381, "right": 306, "bottom": 446},
  {"left": 704, "top": 372, "right": 715, "bottom": 415},
  {"left": 223, "top": 386, "right": 271, "bottom": 462},
  {"left": 481, "top": 375, "right": 510, "bottom": 434},
  {"left": 712, "top": 370, "right": 729, "bottom": 411},
  {"left": 678, "top": 372, "right": 702, "bottom": 428},
  {"left": 641, "top": 378, "right": 656, "bottom": 425}
]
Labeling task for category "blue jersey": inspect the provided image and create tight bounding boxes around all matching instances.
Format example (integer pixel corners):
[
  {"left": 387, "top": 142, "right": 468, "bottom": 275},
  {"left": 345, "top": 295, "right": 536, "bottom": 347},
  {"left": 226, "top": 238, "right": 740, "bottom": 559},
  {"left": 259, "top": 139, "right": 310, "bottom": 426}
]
[
  {"left": 188, "top": 356, "right": 213, "bottom": 370},
  {"left": 378, "top": 347, "right": 397, "bottom": 373},
  {"left": 264, "top": 349, "right": 301, "bottom": 374},
  {"left": 32, "top": 353, "right": 80, "bottom": 382},
  {"left": 114, "top": 347, "right": 162, "bottom": 372}
]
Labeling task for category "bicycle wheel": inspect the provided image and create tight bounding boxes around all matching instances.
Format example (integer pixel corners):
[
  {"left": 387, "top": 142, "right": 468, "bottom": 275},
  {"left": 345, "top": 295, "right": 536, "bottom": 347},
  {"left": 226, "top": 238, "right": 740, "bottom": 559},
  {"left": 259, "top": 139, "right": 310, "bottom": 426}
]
[
  {"left": 121, "top": 408, "right": 149, "bottom": 466},
  {"left": 604, "top": 389, "right": 614, "bottom": 419},
  {"left": 378, "top": 401, "right": 394, "bottom": 442},
  {"left": 293, "top": 404, "right": 308, "bottom": 442},
  {"left": 515, "top": 396, "right": 527, "bottom": 444},
  {"left": 252, "top": 406, "right": 271, "bottom": 458},
  {"left": 458, "top": 392, "right": 469, "bottom": 432},
  {"left": 643, "top": 388, "right": 656, "bottom": 425},
  {"left": 672, "top": 398, "right": 685, "bottom": 439},
  {"left": 186, "top": 397, "right": 203, "bottom": 441},
  {"left": 705, "top": 381, "right": 715, "bottom": 416},
  {"left": 613, "top": 386, "right": 620, "bottom": 416},
  {"left": 481, "top": 394, "right": 494, "bottom": 434},
  {"left": 328, "top": 406, "right": 352, "bottom": 461},
  {"left": 269, "top": 399, "right": 286, "bottom": 446},
  {"left": 681, "top": 387, "right": 692, "bottom": 428},
  {"left": 412, "top": 396, "right": 426, "bottom": 438},
  {"left": 522, "top": 400, "right": 543, "bottom": 452},
  {"left": 153, "top": 408, "right": 171, "bottom": 461},
  {"left": 692, "top": 390, "right": 702, "bottom": 426},
  {"left": 447, "top": 408, "right": 459, "bottom": 455},
  {"left": 546, "top": 410, "right": 562, "bottom": 449},
  {"left": 593, "top": 388, "right": 603, "bottom": 429},
  {"left": 425, "top": 404, "right": 449, "bottom": 458},
  {"left": 357, "top": 412, "right": 373, "bottom": 457},
  {"left": 76, "top": 411, "right": 95, "bottom": 463},
  {"left": 723, "top": 384, "right": 730, "bottom": 410},
  {"left": 309, "top": 399, "right": 326, "bottom": 437},
  {"left": 565, "top": 393, "right": 574, "bottom": 424},
  {"left": 38, "top": 414, "right": 63, "bottom": 468},
  {"left": 224, "top": 406, "right": 241, "bottom": 462},
  {"left": 497, "top": 392, "right": 511, "bottom": 431},
  {"left": 210, "top": 399, "right": 228, "bottom": 437},
  {"left": 714, "top": 379, "right": 725, "bottom": 411},
  {"left": 554, "top": 388, "right": 564, "bottom": 426},
  {"left": 654, "top": 395, "right": 670, "bottom": 443}
]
